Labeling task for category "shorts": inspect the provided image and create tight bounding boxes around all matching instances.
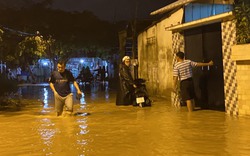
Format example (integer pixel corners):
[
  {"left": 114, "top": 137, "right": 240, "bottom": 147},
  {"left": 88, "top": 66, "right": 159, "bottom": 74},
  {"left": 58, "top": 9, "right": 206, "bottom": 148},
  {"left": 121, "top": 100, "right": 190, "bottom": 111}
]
[
  {"left": 54, "top": 93, "right": 73, "bottom": 113},
  {"left": 180, "top": 78, "right": 195, "bottom": 101}
]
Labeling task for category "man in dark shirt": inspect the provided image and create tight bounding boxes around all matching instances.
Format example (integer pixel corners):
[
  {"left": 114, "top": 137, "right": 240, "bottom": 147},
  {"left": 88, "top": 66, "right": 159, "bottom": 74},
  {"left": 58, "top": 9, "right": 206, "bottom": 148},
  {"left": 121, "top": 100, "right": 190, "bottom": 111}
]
[{"left": 49, "top": 60, "right": 82, "bottom": 116}]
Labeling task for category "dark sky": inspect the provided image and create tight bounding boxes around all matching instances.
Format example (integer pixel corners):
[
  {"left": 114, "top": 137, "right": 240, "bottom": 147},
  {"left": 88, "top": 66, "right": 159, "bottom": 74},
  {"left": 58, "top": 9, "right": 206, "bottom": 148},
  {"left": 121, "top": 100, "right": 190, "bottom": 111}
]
[
  {"left": 51, "top": 0, "right": 176, "bottom": 21},
  {"left": 0, "top": 0, "right": 176, "bottom": 21}
]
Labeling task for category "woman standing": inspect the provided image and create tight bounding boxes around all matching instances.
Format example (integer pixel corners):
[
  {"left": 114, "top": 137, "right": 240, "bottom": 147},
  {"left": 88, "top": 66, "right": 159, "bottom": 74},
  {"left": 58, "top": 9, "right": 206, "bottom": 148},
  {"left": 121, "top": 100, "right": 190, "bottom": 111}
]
[{"left": 116, "top": 56, "right": 137, "bottom": 105}]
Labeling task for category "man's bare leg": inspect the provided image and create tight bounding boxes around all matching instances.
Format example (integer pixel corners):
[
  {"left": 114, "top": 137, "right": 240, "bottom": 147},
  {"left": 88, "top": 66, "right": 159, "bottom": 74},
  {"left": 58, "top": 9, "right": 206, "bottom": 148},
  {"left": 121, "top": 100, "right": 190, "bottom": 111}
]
[{"left": 186, "top": 99, "right": 193, "bottom": 112}]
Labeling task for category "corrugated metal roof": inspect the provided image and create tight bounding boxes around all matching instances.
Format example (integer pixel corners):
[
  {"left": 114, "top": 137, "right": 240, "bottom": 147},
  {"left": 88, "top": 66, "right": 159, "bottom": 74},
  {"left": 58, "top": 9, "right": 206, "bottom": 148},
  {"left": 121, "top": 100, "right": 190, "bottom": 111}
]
[
  {"left": 150, "top": 0, "right": 197, "bottom": 15},
  {"left": 166, "top": 11, "right": 233, "bottom": 31},
  {"left": 150, "top": 0, "right": 234, "bottom": 16}
]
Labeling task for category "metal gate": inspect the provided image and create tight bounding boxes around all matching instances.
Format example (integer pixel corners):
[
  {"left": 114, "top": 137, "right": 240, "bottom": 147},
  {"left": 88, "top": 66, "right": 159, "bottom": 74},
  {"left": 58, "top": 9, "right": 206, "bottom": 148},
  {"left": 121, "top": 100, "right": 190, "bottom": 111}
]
[{"left": 184, "top": 23, "right": 225, "bottom": 111}]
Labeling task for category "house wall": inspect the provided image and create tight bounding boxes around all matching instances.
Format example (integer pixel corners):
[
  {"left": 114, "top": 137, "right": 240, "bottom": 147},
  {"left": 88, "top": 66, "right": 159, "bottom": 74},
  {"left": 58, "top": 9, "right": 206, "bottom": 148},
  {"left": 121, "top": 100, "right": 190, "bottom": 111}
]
[
  {"left": 137, "top": 9, "right": 183, "bottom": 98},
  {"left": 231, "top": 44, "right": 250, "bottom": 116},
  {"left": 139, "top": 1, "right": 242, "bottom": 115}
]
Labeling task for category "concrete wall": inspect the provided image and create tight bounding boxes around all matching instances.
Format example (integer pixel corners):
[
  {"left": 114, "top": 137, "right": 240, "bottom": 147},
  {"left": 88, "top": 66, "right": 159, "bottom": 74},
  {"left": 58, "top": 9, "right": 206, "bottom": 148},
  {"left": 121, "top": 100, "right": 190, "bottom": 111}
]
[
  {"left": 137, "top": 9, "right": 183, "bottom": 98},
  {"left": 231, "top": 44, "right": 250, "bottom": 116}
]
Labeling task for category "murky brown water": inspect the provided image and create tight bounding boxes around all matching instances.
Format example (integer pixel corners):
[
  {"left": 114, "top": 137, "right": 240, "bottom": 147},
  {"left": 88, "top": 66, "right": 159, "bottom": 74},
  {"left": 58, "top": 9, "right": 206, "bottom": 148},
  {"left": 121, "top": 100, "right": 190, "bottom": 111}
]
[{"left": 1, "top": 83, "right": 250, "bottom": 156}]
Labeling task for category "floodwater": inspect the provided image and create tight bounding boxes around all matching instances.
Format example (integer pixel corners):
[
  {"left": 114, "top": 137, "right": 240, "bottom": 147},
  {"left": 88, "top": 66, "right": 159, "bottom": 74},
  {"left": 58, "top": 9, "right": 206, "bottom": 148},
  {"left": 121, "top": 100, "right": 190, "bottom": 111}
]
[{"left": 1, "top": 83, "right": 250, "bottom": 156}]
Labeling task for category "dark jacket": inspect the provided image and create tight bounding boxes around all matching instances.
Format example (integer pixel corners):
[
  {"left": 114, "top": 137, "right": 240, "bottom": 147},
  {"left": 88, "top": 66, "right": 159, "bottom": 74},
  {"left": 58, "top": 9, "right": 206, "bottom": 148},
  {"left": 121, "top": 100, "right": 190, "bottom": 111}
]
[{"left": 116, "top": 63, "right": 134, "bottom": 105}]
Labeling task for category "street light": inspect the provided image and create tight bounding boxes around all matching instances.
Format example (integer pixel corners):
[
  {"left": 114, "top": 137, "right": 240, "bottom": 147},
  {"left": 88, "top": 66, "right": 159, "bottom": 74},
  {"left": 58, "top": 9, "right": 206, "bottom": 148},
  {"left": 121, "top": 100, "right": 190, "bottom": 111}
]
[{"left": 80, "top": 59, "right": 84, "bottom": 64}]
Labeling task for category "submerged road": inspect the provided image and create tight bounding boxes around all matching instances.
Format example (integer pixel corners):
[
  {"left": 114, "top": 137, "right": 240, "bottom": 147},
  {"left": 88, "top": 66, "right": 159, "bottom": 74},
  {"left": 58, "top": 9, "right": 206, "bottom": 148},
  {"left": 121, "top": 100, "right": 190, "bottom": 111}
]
[{"left": 0, "top": 83, "right": 250, "bottom": 155}]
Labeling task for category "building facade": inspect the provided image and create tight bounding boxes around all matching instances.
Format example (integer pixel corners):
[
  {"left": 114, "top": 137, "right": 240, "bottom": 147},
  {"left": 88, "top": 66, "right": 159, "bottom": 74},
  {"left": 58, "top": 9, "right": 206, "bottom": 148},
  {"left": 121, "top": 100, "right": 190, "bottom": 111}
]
[{"left": 138, "top": 0, "right": 240, "bottom": 115}]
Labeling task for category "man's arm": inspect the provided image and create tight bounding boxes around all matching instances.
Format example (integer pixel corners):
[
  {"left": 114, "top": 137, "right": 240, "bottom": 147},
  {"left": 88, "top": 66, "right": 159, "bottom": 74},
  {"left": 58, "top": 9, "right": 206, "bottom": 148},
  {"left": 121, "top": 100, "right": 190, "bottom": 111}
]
[
  {"left": 73, "top": 81, "right": 82, "bottom": 95},
  {"left": 49, "top": 82, "right": 57, "bottom": 94},
  {"left": 173, "top": 76, "right": 178, "bottom": 93},
  {"left": 196, "top": 60, "right": 213, "bottom": 67}
]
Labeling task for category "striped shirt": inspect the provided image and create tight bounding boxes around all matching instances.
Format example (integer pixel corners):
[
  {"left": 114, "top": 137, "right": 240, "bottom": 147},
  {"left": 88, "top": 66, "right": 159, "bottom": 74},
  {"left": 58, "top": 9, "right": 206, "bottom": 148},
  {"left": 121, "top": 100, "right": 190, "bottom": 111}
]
[{"left": 173, "top": 60, "right": 197, "bottom": 81}]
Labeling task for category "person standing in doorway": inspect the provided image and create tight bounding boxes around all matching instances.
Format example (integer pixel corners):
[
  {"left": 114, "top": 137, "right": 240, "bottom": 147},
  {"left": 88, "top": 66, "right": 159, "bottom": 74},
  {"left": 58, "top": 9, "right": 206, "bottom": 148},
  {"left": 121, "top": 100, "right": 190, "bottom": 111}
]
[
  {"left": 173, "top": 51, "right": 213, "bottom": 112},
  {"left": 116, "top": 56, "right": 137, "bottom": 105},
  {"left": 49, "top": 59, "right": 82, "bottom": 116}
]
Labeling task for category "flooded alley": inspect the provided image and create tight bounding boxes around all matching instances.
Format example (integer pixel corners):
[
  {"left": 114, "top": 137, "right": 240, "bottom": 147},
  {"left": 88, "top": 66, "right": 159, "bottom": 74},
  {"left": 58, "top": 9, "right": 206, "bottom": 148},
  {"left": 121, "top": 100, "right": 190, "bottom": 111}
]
[{"left": 0, "top": 83, "right": 250, "bottom": 156}]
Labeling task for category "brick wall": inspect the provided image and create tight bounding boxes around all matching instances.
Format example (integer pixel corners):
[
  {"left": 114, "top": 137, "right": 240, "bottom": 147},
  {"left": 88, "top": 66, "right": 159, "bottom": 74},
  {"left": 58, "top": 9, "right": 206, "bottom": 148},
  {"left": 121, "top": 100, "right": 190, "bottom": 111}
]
[{"left": 232, "top": 44, "right": 250, "bottom": 116}]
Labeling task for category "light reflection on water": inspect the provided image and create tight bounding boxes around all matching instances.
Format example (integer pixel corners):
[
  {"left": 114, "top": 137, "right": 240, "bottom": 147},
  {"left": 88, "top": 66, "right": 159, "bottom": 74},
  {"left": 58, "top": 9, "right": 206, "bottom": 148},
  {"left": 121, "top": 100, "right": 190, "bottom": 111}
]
[
  {"left": 43, "top": 88, "right": 49, "bottom": 108},
  {"left": 0, "top": 84, "right": 250, "bottom": 155}
]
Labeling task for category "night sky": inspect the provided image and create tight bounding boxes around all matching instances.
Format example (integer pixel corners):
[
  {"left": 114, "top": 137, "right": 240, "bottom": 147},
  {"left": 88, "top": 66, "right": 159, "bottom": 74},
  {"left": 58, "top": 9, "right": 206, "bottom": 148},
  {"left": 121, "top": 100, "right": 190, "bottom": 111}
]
[
  {"left": 0, "top": 0, "right": 176, "bottom": 21},
  {"left": 52, "top": 0, "right": 176, "bottom": 21}
]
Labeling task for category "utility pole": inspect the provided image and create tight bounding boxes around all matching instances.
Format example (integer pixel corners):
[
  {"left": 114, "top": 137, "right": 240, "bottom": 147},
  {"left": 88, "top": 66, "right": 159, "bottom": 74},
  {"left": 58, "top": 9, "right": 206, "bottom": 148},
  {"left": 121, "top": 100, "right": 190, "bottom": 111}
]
[
  {"left": 132, "top": 0, "right": 138, "bottom": 60},
  {"left": 132, "top": 0, "right": 139, "bottom": 79}
]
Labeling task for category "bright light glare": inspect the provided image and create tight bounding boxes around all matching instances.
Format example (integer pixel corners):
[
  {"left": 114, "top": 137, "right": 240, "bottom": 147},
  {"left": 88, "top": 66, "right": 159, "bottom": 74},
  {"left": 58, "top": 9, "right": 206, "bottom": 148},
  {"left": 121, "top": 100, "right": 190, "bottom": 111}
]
[{"left": 43, "top": 62, "right": 48, "bottom": 66}]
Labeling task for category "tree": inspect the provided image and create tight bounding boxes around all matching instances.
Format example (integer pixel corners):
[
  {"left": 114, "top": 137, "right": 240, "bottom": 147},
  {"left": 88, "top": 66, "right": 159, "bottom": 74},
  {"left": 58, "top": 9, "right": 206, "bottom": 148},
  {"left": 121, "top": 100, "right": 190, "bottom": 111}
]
[
  {"left": 18, "top": 35, "right": 46, "bottom": 65},
  {"left": 0, "top": 28, "right": 3, "bottom": 42},
  {"left": 234, "top": 0, "right": 250, "bottom": 44},
  {"left": 0, "top": 6, "right": 119, "bottom": 58}
]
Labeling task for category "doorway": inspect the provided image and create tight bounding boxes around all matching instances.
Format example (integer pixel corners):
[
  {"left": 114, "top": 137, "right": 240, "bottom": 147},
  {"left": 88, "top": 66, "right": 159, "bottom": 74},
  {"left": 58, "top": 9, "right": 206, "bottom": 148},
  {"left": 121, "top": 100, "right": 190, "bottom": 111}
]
[{"left": 184, "top": 23, "right": 225, "bottom": 111}]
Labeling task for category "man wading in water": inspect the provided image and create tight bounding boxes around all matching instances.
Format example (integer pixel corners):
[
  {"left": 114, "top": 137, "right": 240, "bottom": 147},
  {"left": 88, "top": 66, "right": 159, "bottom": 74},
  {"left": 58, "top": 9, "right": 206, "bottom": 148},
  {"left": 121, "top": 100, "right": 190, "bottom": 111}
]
[
  {"left": 173, "top": 51, "right": 213, "bottom": 112},
  {"left": 49, "top": 59, "right": 82, "bottom": 116}
]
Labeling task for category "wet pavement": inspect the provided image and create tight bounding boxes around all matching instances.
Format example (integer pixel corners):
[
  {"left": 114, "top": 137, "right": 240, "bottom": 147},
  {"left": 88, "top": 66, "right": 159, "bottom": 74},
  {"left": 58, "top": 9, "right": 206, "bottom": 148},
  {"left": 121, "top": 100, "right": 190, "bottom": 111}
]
[{"left": 1, "top": 83, "right": 250, "bottom": 156}]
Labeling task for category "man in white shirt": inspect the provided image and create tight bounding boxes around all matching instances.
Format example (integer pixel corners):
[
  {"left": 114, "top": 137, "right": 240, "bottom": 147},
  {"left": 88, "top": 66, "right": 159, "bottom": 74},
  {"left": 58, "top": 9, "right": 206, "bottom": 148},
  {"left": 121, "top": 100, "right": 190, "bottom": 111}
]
[{"left": 173, "top": 51, "right": 213, "bottom": 112}]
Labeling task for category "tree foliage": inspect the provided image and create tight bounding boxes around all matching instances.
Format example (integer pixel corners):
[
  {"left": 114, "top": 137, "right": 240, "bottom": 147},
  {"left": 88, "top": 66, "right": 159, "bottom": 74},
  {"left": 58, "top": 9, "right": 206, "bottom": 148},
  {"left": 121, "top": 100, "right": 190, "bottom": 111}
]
[
  {"left": 18, "top": 35, "right": 47, "bottom": 65},
  {"left": 0, "top": 28, "right": 3, "bottom": 42},
  {"left": 0, "top": 3, "right": 122, "bottom": 66},
  {"left": 0, "top": 6, "right": 118, "bottom": 47},
  {"left": 234, "top": 0, "right": 250, "bottom": 44}
]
